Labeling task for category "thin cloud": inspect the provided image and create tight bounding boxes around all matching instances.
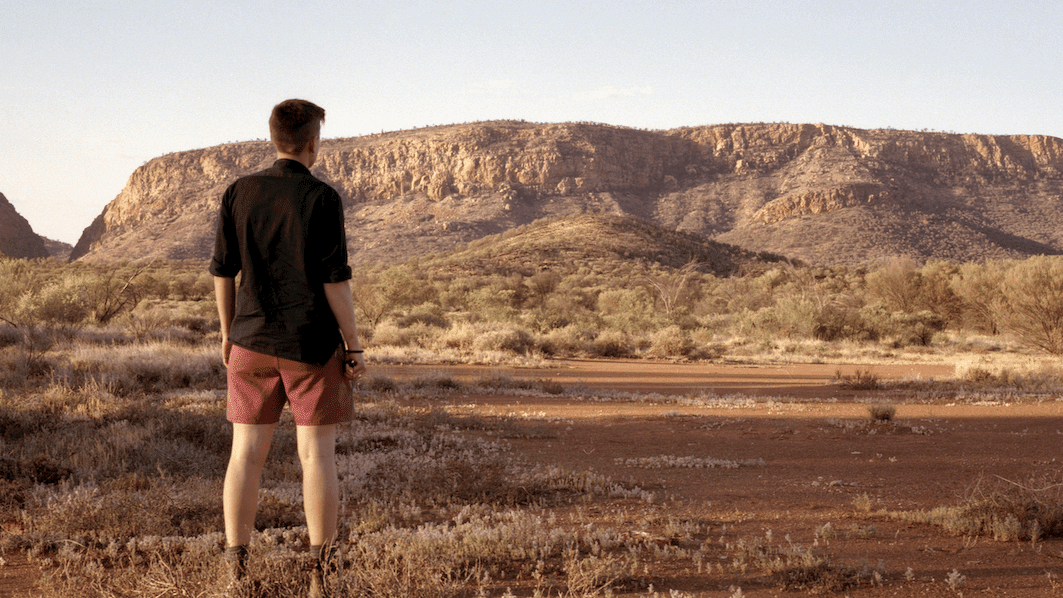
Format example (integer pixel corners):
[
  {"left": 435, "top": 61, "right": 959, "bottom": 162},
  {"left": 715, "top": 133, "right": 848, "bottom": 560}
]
[{"left": 575, "top": 86, "right": 654, "bottom": 101}]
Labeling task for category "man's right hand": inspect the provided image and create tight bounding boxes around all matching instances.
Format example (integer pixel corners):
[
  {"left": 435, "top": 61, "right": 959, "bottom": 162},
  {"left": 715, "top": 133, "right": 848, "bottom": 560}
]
[
  {"left": 343, "top": 351, "right": 366, "bottom": 381},
  {"left": 222, "top": 340, "right": 233, "bottom": 367}
]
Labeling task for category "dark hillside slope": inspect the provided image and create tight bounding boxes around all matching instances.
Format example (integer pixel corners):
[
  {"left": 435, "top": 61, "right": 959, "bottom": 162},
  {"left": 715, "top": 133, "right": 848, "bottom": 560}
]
[
  {"left": 0, "top": 192, "right": 51, "bottom": 259},
  {"left": 417, "top": 213, "right": 785, "bottom": 278}
]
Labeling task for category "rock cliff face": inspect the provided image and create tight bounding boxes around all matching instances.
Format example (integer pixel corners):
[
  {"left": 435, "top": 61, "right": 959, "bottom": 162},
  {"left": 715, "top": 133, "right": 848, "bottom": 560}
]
[
  {"left": 0, "top": 192, "right": 51, "bottom": 259},
  {"left": 70, "top": 121, "right": 1063, "bottom": 267}
]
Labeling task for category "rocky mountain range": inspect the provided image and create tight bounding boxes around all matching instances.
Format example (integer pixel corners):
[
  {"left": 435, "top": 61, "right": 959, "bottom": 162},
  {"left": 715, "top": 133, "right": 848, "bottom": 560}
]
[{"left": 52, "top": 121, "right": 1063, "bottom": 267}]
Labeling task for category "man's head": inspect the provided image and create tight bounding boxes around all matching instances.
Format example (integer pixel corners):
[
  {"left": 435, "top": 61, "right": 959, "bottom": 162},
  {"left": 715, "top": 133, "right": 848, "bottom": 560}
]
[{"left": 269, "top": 99, "right": 326, "bottom": 156}]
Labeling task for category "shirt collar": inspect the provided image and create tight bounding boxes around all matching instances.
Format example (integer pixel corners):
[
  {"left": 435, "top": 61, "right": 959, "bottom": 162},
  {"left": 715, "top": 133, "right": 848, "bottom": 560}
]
[{"left": 273, "top": 159, "right": 312, "bottom": 175}]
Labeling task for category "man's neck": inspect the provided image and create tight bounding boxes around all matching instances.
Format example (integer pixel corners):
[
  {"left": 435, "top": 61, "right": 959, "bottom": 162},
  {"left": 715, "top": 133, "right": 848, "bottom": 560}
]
[{"left": 276, "top": 151, "right": 314, "bottom": 169}]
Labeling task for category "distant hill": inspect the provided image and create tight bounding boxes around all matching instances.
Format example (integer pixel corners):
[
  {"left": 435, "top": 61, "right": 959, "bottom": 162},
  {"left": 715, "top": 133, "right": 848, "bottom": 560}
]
[
  {"left": 0, "top": 192, "right": 53, "bottom": 259},
  {"left": 70, "top": 121, "right": 1063, "bottom": 267},
  {"left": 417, "top": 212, "right": 785, "bottom": 278},
  {"left": 40, "top": 237, "right": 73, "bottom": 262}
]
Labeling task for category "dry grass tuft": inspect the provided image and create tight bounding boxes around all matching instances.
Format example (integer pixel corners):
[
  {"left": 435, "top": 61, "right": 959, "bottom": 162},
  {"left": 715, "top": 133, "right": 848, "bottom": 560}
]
[
  {"left": 834, "top": 368, "right": 882, "bottom": 390},
  {"left": 868, "top": 403, "right": 897, "bottom": 421},
  {"left": 888, "top": 473, "right": 1063, "bottom": 542}
]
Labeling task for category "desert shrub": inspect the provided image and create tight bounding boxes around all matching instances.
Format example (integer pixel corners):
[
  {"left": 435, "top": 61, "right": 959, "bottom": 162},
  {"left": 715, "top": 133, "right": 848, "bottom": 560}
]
[
  {"left": 522, "top": 305, "right": 570, "bottom": 333},
  {"left": 79, "top": 263, "right": 157, "bottom": 324},
  {"left": 812, "top": 305, "right": 878, "bottom": 342},
  {"left": 727, "top": 535, "right": 881, "bottom": 592},
  {"left": 396, "top": 303, "right": 449, "bottom": 329},
  {"left": 591, "top": 330, "right": 634, "bottom": 358},
  {"left": 538, "top": 325, "right": 594, "bottom": 356},
  {"left": 435, "top": 322, "right": 479, "bottom": 351},
  {"left": 951, "top": 259, "right": 1011, "bottom": 333},
  {"left": 765, "top": 294, "right": 818, "bottom": 338},
  {"left": 14, "top": 277, "right": 91, "bottom": 326},
  {"left": 429, "top": 322, "right": 535, "bottom": 356},
  {"left": 527, "top": 269, "right": 562, "bottom": 305},
  {"left": 868, "top": 404, "right": 896, "bottom": 421},
  {"left": 889, "top": 310, "right": 946, "bottom": 347},
  {"left": 996, "top": 255, "right": 1063, "bottom": 354},
  {"left": 351, "top": 271, "right": 392, "bottom": 328},
  {"left": 718, "top": 273, "right": 775, "bottom": 313},
  {"left": 732, "top": 307, "right": 782, "bottom": 339},
  {"left": 0, "top": 258, "right": 40, "bottom": 324},
  {"left": 375, "top": 265, "right": 441, "bottom": 311},
  {"left": 835, "top": 369, "right": 881, "bottom": 390},
  {"left": 0, "top": 327, "right": 65, "bottom": 383},
  {"left": 641, "top": 261, "right": 701, "bottom": 320},
  {"left": 868, "top": 258, "right": 979, "bottom": 328},
  {"left": 917, "top": 260, "right": 964, "bottom": 326},
  {"left": 167, "top": 273, "right": 201, "bottom": 301},
  {"left": 471, "top": 325, "right": 535, "bottom": 355},
  {"left": 646, "top": 325, "right": 692, "bottom": 358},
  {"left": 687, "top": 327, "right": 726, "bottom": 359},
  {"left": 0, "top": 323, "right": 21, "bottom": 347},
  {"left": 51, "top": 342, "right": 226, "bottom": 396},
  {"left": 894, "top": 474, "right": 1063, "bottom": 541},
  {"left": 858, "top": 304, "right": 944, "bottom": 347},
  {"left": 372, "top": 321, "right": 436, "bottom": 348},
  {"left": 598, "top": 287, "right": 658, "bottom": 335},
  {"left": 865, "top": 257, "right": 922, "bottom": 313},
  {"left": 466, "top": 284, "right": 520, "bottom": 322}
]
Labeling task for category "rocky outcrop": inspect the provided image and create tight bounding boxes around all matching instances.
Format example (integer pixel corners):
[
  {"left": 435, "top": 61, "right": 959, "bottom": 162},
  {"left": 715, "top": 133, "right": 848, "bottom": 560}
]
[
  {"left": 752, "top": 184, "right": 891, "bottom": 224},
  {"left": 70, "top": 121, "right": 1063, "bottom": 267},
  {"left": 0, "top": 192, "right": 51, "bottom": 259}
]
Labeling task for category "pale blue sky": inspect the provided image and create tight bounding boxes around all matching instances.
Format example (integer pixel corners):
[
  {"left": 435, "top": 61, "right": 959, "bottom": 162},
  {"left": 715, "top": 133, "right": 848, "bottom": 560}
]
[{"left": 2, "top": 0, "right": 1060, "bottom": 245}]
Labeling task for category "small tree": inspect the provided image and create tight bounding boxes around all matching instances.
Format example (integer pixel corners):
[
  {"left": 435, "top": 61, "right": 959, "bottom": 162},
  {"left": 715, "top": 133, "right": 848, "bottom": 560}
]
[
  {"left": 0, "top": 258, "right": 37, "bottom": 327},
  {"left": 86, "top": 261, "right": 154, "bottom": 324},
  {"left": 527, "top": 270, "right": 562, "bottom": 306},
  {"left": 351, "top": 272, "right": 390, "bottom": 328},
  {"left": 642, "top": 261, "right": 700, "bottom": 319},
  {"left": 865, "top": 257, "right": 922, "bottom": 313},
  {"left": 950, "top": 260, "right": 1011, "bottom": 334},
  {"left": 997, "top": 255, "right": 1063, "bottom": 354}
]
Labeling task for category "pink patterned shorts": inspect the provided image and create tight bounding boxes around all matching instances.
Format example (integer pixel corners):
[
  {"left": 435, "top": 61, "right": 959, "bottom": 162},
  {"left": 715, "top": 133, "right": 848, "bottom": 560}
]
[{"left": 226, "top": 345, "right": 352, "bottom": 426}]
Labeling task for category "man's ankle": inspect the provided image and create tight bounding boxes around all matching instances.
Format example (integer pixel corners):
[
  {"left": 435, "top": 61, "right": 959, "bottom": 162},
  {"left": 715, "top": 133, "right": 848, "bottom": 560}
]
[{"left": 225, "top": 544, "right": 249, "bottom": 579}]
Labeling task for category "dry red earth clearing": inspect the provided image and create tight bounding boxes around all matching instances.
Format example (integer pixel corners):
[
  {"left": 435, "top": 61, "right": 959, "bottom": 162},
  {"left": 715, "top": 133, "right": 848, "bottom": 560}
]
[
  {"left": 386, "top": 359, "right": 1063, "bottom": 597},
  {"left": 5, "top": 359, "right": 1062, "bottom": 597}
]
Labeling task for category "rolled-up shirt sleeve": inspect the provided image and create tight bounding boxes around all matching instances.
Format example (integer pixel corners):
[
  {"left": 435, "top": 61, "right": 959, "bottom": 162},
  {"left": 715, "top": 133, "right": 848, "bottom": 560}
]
[
  {"left": 209, "top": 186, "right": 242, "bottom": 278},
  {"left": 312, "top": 188, "right": 352, "bottom": 284}
]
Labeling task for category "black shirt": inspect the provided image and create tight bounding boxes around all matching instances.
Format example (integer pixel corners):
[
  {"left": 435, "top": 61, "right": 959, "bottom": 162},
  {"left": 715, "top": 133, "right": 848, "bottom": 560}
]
[{"left": 210, "top": 159, "right": 352, "bottom": 365}]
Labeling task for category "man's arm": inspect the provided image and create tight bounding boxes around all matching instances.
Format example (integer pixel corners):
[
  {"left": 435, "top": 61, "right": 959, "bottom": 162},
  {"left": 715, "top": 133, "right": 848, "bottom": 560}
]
[
  {"left": 214, "top": 276, "right": 236, "bottom": 367},
  {"left": 323, "top": 280, "right": 367, "bottom": 379}
]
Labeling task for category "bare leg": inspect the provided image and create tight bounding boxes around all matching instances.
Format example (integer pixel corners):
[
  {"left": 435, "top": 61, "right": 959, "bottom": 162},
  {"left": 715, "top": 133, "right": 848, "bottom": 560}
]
[
  {"left": 224, "top": 423, "right": 276, "bottom": 547},
  {"left": 297, "top": 424, "right": 339, "bottom": 546}
]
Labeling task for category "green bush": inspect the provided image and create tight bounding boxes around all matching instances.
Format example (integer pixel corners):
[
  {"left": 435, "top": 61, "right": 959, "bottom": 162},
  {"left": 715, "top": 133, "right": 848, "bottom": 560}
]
[{"left": 15, "top": 278, "right": 90, "bottom": 326}]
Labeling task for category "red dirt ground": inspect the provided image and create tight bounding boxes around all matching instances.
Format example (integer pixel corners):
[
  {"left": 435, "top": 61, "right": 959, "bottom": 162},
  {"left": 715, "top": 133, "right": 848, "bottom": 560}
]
[
  {"left": 386, "top": 359, "right": 1063, "bottom": 597},
  {"left": 5, "top": 359, "right": 1062, "bottom": 597}
]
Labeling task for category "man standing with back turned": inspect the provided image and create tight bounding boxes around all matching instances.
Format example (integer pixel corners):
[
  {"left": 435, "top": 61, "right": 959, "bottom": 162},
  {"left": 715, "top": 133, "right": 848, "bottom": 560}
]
[{"left": 210, "top": 99, "right": 366, "bottom": 597}]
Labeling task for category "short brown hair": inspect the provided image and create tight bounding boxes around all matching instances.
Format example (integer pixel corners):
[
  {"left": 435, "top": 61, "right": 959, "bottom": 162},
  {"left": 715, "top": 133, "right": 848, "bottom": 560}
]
[{"left": 269, "top": 99, "right": 325, "bottom": 154}]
